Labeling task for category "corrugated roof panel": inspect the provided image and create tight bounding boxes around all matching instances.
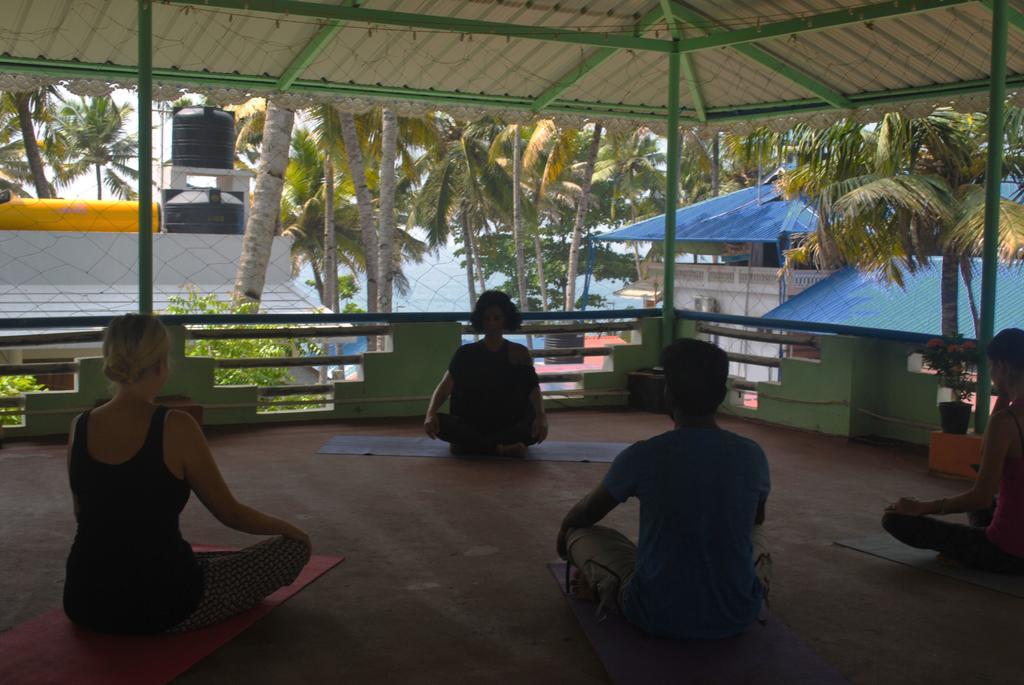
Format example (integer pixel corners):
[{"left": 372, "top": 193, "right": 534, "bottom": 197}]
[
  {"left": 764, "top": 259, "right": 1024, "bottom": 337},
  {"left": 561, "top": 49, "right": 667, "bottom": 110},
  {"left": 1, "top": 0, "right": 1019, "bottom": 127},
  {"left": 695, "top": 49, "right": 817, "bottom": 108},
  {"left": 596, "top": 183, "right": 816, "bottom": 243}
]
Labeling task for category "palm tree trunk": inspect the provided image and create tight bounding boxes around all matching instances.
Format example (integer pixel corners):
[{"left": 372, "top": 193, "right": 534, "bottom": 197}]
[
  {"left": 376, "top": 108, "right": 399, "bottom": 313},
  {"left": 95, "top": 164, "right": 102, "bottom": 200},
  {"left": 711, "top": 133, "right": 720, "bottom": 197},
  {"left": 816, "top": 221, "right": 842, "bottom": 270},
  {"left": 534, "top": 231, "right": 548, "bottom": 312},
  {"left": 461, "top": 209, "right": 478, "bottom": 306},
  {"left": 511, "top": 125, "right": 529, "bottom": 312},
  {"left": 311, "top": 261, "right": 325, "bottom": 306},
  {"left": 15, "top": 94, "right": 51, "bottom": 199},
  {"left": 959, "top": 256, "right": 979, "bottom": 338},
  {"left": 940, "top": 249, "right": 960, "bottom": 337},
  {"left": 338, "top": 109, "right": 378, "bottom": 315},
  {"left": 233, "top": 99, "right": 295, "bottom": 307},
  {"left": 323, "top": 154, "right": 338, "bottom": 313},
  {"left": 470, "top": 224, "right": 486, "bottom": 295},
  {"left": 564, "top": 123, "right": 602, "bottom": 310},
  {"left": 630, "top": 205, "right": 643, "bottom": 281}
]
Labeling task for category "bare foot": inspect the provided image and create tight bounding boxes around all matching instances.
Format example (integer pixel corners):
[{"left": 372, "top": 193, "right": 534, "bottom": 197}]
[
  {"left": 496, "top": 442, "right": 527, "bottom": 458},
  {"left": 570, "top": 568, "right": 596, "bottom": 602}
]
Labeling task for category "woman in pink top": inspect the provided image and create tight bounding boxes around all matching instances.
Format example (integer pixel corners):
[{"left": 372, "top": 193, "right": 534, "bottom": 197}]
[{"left": 883, "top": 328, "right": 1024, "bottom": 573}]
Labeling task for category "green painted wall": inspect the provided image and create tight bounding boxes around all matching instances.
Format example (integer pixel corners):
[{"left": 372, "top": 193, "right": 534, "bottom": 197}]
[
  {"left": 675, "top": 327, "right": 945, "bottom": 445},
  {"left": 7, "top": 320, "right": 663, "bottom": 439},
  {"left": 6, "top": 319, "right": 950, "bottom": 445}
]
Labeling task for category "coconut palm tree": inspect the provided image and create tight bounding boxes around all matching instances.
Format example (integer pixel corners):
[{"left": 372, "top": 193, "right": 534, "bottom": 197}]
[
  {"left": 233, "top": 98, "right": 295, "bottom": 307},
  {"left": 0, "top": 89, "right": 62, "bottom": 198},
  {"left": 564, "top": 122, "right": 603, "bottom": 311},
  {"left": 412, "top": 116, "right": 512, "bottom": 305},
  {"left": 488, "top": 122, "right": 532, "bottom": 313},
  {"left": 521, "top": 119, "right": 580, "bottom": 310},
  {"left": 0, "top": 104, "right": 31, "bottom": 195},
  {"left": 336, "top": 107, "right": 440, "bottom": 314},
  {"left": 280, "top": 127, "right": 362, "bottom": 307},
  {"left": 591, "top": 126, "right": 666, "bottom": 279},
  {"left": 781, "top": 109, "right": 1024, "bottom": 337},
  {"left": 55, "top": 96, "right": 138, "bottom": 200},
  {"left": 377, "top": 108, "right": 399, "bottom": 314},
  {"left": 338, "top": 109, "right": 379, "bottom": 315},
  {"left": 303, "top": 104, "right": 349, "bottom": 312},
  {"left": 228, "top": 97, "right": 267, "bottom": 172}
]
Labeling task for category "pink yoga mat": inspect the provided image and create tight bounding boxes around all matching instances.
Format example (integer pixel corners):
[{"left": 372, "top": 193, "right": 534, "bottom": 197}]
[{"left": 0, "top": 549, "right": 343, "bottom": 685}]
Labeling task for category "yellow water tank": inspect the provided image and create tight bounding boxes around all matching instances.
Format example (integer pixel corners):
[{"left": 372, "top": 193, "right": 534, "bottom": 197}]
[{"left": 0, "top": 196, "right": 159, "bottom": 233}]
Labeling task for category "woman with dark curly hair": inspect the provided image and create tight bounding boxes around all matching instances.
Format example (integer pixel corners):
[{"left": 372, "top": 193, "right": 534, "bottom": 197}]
[{"left": 424, "top": 291, "right": 548, "bottom": 456}]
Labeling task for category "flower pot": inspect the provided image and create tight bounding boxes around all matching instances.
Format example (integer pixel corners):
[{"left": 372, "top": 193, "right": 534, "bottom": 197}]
[{"left": 938, "top": 401, "right": 972, "bottom": 435}]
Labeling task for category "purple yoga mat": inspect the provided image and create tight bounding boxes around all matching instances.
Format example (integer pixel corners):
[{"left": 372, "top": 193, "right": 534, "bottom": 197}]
[
  {"left": 548, "top": 563, "right": 848, "bottom": 685},
  {"left": 318, "top": 435, "right": 627, "bottom": 463}
]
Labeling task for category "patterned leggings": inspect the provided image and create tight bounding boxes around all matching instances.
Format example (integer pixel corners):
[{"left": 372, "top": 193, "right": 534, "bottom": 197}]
[{"left": 168, "top": 536, "right": 311, "bottom": 632}]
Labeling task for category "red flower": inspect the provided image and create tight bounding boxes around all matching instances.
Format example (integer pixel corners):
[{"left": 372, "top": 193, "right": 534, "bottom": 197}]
[
  {"left": 927, "top": 339, "right": 944, "bottom": 348},
  {"left": 962, "top": 341, "right": 977, "bottom": 350},
  {"left": 947, "top": 344, "right": 959, "bottom": 353}
]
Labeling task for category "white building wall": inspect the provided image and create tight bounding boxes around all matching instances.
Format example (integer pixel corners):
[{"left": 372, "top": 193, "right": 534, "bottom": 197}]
[{"left": 657, "top": 263, "right": 832, "bottom": 383}]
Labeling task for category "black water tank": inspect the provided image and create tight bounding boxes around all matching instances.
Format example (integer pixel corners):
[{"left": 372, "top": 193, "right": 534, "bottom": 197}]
[
  {"left": 171, "top": 106, "right": 235, "bottom": 169},
  {"left": 162, "top": 189, "right": 245, "bottom": 234}
]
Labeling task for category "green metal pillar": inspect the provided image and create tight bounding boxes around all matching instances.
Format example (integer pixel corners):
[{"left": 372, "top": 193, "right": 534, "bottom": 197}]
[
  {"left": 662, "top": 50, "right": 681, "bottom": 351},
  {"left": 976, "top": 0, "right": 1008, "bottom": 434},
  {"left": 138, "top": 0, "right": 154, "bottom": 314}
]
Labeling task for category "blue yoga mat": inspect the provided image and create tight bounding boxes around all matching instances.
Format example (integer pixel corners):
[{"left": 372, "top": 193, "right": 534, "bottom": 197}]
[
  {"left": 835, "top": 535, "right": 1024, "bottom": 598},
  {"left": 548, "top": 563, "right": 847, "bottom": 685},
  {"left": 318, "top": 435, "right": 627, "bottom": 463}
]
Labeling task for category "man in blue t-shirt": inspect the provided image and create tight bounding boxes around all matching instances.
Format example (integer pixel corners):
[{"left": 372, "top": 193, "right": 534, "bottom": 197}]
[{"left": 556, "top": 338, "right": 771, "bottom": 639}]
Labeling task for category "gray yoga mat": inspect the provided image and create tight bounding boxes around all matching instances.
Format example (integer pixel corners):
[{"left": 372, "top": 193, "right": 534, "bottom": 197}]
[
  {"left": 318, "top": 435, "right": 627, "bottom": 462},
  {"left": 835, "top": 535, "right": 1024, "bottom": 598},
  {"left": 547, "top": 563, "right": 847, "bottom": 685}
]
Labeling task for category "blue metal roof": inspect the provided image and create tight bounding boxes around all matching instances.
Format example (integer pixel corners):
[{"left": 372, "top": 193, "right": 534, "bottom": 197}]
[
  {"left": 596, "top": 180, "right": 1023, "bottom": 246},
  {"left": 765, "top": 258, "right": 1024, "bottom": 336},
  {"left": 594, "top": 183, "right": 817, "bottom": 244}
]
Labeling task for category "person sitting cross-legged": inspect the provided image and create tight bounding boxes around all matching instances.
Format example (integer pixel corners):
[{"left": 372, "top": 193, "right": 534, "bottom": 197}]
[
  {"left": 424, "top": 290, "right": 548, "bottom": 457},
  {"left": 882, "top": 327, "right": 1024, "bottom": 574},
  {"left": 556, "top": 338, "right": 772, "bottom": 639},
  {"left": 63, "top": 314, "right": 311, "bottom": 634}
]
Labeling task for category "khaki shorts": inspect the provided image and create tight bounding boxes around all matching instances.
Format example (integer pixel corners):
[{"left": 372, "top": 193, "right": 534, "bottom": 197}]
[{"left": 566, "top": 524, "right": 773, "bottom": 615}]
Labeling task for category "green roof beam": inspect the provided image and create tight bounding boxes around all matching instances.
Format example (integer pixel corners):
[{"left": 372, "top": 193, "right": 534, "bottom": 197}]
[
  {"left": 665, "top": 2, "right": 853, "bottom": 110},
  {"left": 531, "top": 7, "right": 667, "bottom": 112},
  {"left": 660, "top": 0, "right": 705, "bottom": 121},
  {"left": 162, "top": 0, "right": 675, "bottom": 53},
  {"left": 732, "top": 44, "right": 853, "bottom": 109},
  {"left": 680, "top": 55, "right": 706, "bottom": 121},
  {"left": 981, "top": 0, "right": 1024, "bottom": 34},
  {"left": 276, "top": 18, "right": 346, "bottom": 91},
  {"left": 678, "top": 0, "right": 972, "bottom": 54},
  {"left": 0, "top": 54, "right": 677, "bottom": 120},
  {"left": 7, "top": 53, "right": 1024, "bottom": 125},
  {"left": 658, "top": 0, "right": 683, "bottom": 39}
]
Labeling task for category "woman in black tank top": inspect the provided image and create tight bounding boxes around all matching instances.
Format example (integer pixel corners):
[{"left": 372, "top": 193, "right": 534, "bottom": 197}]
[
  {"left": 64, "top": 406, "right": 203, "bottom": 632},
  {"left": 64, "top": 314, "right": 311, "bottom": 633},
  {"left": 424, "top": 291, "right": 549, "bottom": 456}
]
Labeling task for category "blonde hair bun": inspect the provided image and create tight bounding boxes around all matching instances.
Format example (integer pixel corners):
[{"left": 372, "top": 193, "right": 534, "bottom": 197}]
[{"left": 102, "top": 314, "right": 170, "bottom": 384}]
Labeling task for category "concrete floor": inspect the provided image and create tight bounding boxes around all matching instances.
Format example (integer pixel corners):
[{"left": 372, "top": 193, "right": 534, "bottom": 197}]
[{"left": 2, "top": 409, "right": 1021, "bottom": 684}]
